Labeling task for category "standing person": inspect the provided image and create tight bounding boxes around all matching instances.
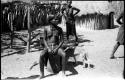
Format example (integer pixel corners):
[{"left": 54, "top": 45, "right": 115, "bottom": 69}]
[
  {"left": 39, "top": 16, "right": 66, "bottom": 78},
  {"left": 62, "top": 1, "right": 80, "bottom": 42},
  {"left": 110, "top": 11, "right": 124, "bottom": 59}
]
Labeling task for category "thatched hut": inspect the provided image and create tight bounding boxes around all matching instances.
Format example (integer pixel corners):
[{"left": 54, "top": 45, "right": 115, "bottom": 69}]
[
  {"left": 67, "top": 1, "right": 124, "bottom": 30},
  {"left": 67, "top": 1, "right": 110, "bottom": 30}
]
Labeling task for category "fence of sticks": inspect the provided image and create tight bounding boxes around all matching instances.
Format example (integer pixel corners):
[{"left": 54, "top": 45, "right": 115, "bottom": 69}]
[
  {"left": 1, "top": 1, "right": 63, "bottom": 53},
  {"left": 1, "top": 1, "right": 63, "bottom": 32}
]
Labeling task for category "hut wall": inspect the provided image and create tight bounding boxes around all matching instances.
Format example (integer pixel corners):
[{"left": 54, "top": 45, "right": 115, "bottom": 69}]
[{"left": 75, "top": 13, "right": 110, "bottom": 30}]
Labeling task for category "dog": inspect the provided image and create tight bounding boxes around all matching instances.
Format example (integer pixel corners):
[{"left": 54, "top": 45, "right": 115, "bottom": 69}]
[{"left": 81, "top": 53, "right": 94, "bottom": 68}]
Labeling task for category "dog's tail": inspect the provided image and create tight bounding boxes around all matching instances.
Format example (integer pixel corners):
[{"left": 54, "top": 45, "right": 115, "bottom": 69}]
[
  {"left": 29, "top": 61, "right": 39, "bottom": 70},
  {"left": 83, "top": 53, "right": 88, "bottom": 61}
]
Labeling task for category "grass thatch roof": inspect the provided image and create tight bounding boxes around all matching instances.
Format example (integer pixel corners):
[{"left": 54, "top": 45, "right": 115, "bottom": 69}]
[
  {"left": 1, "top": 0, "right": 12, "bottom": 3},
  {"left": 1, "top": 0, "right": 30, "bottom": 3},
  {"left": 1, "top": 0, "right": 63, "bottom": 3},
  {"left": 72, "top": 1, "right": 111, "bottom": 15},
  {"left": 2, "top": 0, "right": 123, "bottom": 16}
]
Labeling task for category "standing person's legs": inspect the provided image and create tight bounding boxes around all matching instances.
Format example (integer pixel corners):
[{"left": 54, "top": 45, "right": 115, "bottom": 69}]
[
  {"left": 110, "top": 42, "right": 120, "bottom": 59},
  {"left": 57, "top": 48, "right": 66, "bottom": 76},
  {"left": 39, "top": 49, "right": 48, "bottom": 78},
  {"left": 66, "top": 22, "right": 70, "bottom": 41},
  {"left": 73, "top": 22, "right": 78, "bottom": 42}
]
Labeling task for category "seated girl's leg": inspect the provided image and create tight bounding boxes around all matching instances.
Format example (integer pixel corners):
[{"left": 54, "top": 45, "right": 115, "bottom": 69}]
[{"left": 57, "top": 48, "right": 66, "bottom": 76}]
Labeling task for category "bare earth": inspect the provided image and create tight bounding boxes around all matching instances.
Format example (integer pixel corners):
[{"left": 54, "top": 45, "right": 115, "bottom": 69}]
[{"left": 1, "top": 27, "right": 124, "bottom": 80}]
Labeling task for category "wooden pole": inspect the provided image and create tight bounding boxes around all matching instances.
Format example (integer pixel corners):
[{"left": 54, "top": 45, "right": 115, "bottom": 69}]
[
  {"left": 26, "top": 6, "right": 31, "bottom": 53},
  {"left": 10, "top": 13, "right": 14, "bottom": 48},
  {"left": 110, "top": 12, "right": 114, "bottom": 29}
]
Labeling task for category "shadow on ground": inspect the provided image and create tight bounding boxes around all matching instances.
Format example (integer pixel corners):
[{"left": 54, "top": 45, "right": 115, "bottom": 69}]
[{"left": 2, "top": 33, "right": 94, "bottom": 79}]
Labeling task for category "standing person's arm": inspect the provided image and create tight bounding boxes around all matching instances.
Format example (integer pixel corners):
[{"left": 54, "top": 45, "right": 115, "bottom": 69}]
[
  {"left": 61, "top": 6, "right": 67, "bottom": 21},
  {"left": 61, "top": 5, "right": 65, "bottom": 15},
  {"left": 116, "top": 12, "right": 123, "bottom": 25},
  {"left": 72, "top": 7, "right": 80, "bottom": 16}
]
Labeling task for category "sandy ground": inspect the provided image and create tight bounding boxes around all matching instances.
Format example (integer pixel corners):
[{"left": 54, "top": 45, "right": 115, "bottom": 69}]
[{"left": 1, "top": 27, "right": 124, "bottom": 80}]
